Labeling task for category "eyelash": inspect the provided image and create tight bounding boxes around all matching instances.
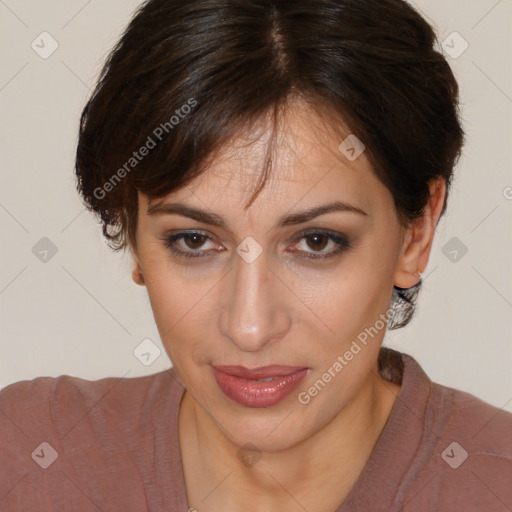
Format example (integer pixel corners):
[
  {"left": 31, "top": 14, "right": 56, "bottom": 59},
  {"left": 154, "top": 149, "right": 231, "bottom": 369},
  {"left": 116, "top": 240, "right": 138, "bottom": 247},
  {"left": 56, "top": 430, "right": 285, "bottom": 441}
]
[{"left": 162, "top": 229, "right": 351, "bottom": 260}]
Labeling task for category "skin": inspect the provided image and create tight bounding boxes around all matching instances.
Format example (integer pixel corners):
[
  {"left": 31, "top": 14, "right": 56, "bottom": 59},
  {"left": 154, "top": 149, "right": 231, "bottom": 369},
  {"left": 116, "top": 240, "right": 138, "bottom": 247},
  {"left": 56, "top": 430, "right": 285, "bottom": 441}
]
[{"left": 130, "top": 99, "right": 445, "bottom": 511}]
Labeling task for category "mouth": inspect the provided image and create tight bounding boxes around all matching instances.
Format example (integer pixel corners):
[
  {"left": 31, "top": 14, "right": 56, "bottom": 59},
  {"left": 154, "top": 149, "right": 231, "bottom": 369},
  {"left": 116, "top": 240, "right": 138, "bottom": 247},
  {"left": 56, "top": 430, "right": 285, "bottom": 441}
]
[{"left": 211, "top": 364, "right": 309, "bottom": 408}]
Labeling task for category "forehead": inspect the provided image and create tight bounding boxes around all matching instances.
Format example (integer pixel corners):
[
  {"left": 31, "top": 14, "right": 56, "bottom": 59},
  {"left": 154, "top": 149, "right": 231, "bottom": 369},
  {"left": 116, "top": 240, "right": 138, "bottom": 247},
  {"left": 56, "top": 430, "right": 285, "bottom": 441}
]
[{"left": 142, "top": 100, "right": 391, "bottom": 221}]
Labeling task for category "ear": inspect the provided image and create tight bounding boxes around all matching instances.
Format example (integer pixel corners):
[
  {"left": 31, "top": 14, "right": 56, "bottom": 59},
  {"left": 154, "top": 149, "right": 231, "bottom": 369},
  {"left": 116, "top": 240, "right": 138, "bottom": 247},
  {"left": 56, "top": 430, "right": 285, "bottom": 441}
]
[
  {"left": 129, "top": 244, "right": 145, "bottom": 287},
  {"left": 393, "top": 177, "right": 446, "bottom": 289}
]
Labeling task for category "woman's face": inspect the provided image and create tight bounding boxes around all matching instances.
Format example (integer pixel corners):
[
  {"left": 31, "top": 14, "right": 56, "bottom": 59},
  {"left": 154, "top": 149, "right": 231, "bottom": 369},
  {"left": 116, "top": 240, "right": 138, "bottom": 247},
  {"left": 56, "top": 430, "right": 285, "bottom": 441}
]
[{"left": 133, "top": 102, "right": 409, "bottom": 451}]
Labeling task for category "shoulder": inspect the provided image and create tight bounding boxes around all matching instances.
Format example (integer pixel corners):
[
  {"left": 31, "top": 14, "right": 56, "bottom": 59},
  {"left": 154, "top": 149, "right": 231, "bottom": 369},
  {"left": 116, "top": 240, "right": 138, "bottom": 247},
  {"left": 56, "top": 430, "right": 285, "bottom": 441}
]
[
  {"left": 428, "top": 380, "right": 512, "bottom": 459},
  {"left": 0, "top": 369, "right": 185, "bottom": 509},
  {"left": 1, "top": 368, "right": 177, "bottom": 411},
  {"left": 0, "top": 368, "right": 183, "bottom": 434},
  {"left": 425, "top": 382, "right": 512, "bottom": 475},
  {"left": 401, "top": 362, "right": 512, "bottom": 511},
  {"left": 433, "top": 384, "right": 511, "bottom": 510},
  {"left": 395, "top": 350, "right": 512, "bottom": 456},
  {"left": 0, "top": 368, "right": 184, "bottom": 458}
]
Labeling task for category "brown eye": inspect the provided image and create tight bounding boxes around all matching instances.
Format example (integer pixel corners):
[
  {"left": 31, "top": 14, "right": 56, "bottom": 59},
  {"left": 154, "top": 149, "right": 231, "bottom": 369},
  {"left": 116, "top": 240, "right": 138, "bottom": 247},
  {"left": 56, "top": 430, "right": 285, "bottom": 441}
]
[
  {"left": 305, "top": 234, "right": 329, "bottom": 252},
  {"left": 162, "top": 229, "right": 351, "bottom": 260},
  {"left": 164, "top": 231, "right": 219, "bottom": 258},
  {"left": 290, "top": 230, "right": 351, "bottom": 260},
  {"left": 182, "top": 233, "right": 208, "bottom": 250}
]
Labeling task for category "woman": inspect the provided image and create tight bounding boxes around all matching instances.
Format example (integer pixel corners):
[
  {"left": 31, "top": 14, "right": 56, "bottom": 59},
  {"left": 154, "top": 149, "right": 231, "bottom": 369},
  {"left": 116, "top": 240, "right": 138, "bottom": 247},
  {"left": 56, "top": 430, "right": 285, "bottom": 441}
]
[{"left": 1, "top": 0, "right": 511, "bottom": 510}]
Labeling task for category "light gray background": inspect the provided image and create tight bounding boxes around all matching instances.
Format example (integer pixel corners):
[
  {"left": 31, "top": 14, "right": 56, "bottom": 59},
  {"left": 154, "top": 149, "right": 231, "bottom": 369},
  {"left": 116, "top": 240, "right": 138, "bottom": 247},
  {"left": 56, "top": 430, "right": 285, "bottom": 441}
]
[{"left": 0, "top": 0, "right": 511, "bottom": 412}]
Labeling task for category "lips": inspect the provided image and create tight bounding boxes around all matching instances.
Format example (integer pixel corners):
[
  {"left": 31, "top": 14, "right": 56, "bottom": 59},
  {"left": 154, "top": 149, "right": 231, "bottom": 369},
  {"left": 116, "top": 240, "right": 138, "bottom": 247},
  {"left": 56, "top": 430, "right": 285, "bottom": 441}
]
[
  {"left": 212, "top": 364, "right": 308, "bottom": 408},
  {"left": 213, "top": 364, "right": 306, "bottom": 379}
]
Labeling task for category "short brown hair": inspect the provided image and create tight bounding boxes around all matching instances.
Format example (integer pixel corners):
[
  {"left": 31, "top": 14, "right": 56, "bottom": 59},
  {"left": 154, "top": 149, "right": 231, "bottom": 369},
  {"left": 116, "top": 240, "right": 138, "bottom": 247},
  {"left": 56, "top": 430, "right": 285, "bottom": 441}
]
[{"left": 74, "top": 0, "right": 465, "bottom": 329}]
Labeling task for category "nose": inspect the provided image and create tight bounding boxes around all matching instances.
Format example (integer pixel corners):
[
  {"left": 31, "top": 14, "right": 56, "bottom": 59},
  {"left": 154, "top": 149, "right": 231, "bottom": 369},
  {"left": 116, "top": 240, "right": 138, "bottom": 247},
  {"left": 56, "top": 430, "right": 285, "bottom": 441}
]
[{"left": 219, "top": 250, "right": 291, "bottom": 353}]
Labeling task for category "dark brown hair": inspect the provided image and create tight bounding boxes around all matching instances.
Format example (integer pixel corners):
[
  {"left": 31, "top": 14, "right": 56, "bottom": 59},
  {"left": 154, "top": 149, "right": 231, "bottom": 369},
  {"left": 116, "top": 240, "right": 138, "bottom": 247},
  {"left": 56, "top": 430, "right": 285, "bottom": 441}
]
[{"left": 74, "top": 0, "right": 465, "bottom": 329}]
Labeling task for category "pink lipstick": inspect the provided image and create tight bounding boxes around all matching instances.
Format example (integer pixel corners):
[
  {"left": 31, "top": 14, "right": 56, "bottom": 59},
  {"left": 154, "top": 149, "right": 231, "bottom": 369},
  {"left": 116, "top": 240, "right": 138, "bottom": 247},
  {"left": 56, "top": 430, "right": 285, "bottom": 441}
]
[{"left": 212, "top": 364, "right": 308, "bottom": 408}]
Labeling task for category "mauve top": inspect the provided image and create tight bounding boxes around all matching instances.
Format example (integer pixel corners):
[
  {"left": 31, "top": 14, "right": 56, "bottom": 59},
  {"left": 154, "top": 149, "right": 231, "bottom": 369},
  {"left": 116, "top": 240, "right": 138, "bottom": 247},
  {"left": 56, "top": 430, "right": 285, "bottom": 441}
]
[{"left": 1, "top": 348, "right": 511, "bottom": 511}]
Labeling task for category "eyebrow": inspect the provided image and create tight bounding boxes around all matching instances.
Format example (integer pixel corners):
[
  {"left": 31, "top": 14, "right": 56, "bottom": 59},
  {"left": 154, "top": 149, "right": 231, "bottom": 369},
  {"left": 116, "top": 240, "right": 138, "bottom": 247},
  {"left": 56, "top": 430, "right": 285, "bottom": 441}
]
[{"left": 146, "top": 200, "right": 368, "bottom": 228}]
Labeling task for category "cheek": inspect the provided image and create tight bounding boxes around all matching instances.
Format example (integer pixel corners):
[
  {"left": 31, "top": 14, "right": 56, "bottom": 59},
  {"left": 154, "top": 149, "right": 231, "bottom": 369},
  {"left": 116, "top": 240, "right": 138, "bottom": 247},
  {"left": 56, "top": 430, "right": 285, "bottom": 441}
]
[
  {"left": 297, "top": 258, "right": 391, "bottom": 342},
  {"left": 143, "top": 267, "right": 219, "bottom": 370},
  {"left": 296, "top": 286, "right": 388, "bottom": 417},
  {"left": 293, "top": 263, "right": 392, "bottom": 406}
]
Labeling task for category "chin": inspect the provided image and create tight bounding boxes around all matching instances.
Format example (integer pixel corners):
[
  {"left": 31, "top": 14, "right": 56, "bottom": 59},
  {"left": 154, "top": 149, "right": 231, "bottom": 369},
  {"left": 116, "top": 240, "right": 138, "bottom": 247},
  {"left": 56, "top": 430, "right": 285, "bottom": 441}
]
[{"left": 220, "top": 415, "right": 305, "bottom": 453}]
